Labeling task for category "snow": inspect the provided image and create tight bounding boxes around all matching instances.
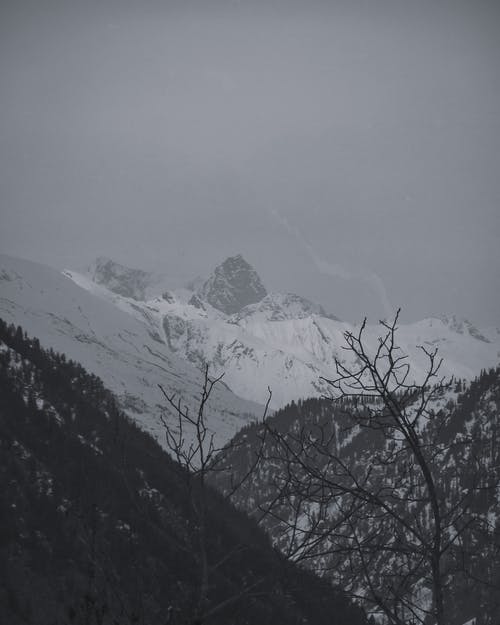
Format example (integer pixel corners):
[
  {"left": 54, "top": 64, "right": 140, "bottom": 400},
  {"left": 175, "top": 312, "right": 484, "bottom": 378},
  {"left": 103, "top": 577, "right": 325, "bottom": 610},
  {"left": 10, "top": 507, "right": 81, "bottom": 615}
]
[
  {"left": 60, "top": 257, "right": 500, "bottom": 411},
  {"left": 4, "top": 252, "right": 499, "bottom": 427},
  {"left": 154, "top": 306, "right": 500, "bottom": 408},
  {"left": 0, "top": 254, "right": 260, "bottom": 450}
]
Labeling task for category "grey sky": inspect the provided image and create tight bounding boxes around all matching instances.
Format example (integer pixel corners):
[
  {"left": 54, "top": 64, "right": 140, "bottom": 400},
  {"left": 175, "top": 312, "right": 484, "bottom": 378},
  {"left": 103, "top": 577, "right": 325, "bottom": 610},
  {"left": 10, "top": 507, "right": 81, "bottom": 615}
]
[{"left": 1, "top": 0, "right": 499, "bottom": 325}]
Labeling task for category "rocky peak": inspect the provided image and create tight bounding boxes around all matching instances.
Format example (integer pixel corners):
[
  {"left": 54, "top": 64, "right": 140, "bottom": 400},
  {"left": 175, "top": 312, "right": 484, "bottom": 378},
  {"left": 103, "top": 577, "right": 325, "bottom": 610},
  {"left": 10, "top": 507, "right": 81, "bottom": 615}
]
[
  {"left": 197, "top": 255, "right": 267, "bottom": 315},
  {"left": 88, "top": 257, "right": 152, "bottom": 301}
]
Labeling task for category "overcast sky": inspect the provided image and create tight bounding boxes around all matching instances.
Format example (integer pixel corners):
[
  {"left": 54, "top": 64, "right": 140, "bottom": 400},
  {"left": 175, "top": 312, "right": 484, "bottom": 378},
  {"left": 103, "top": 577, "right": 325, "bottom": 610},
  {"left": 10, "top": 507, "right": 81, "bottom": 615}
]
[{"left": 1, "top": 0, "right": 499, "bottom": 325}]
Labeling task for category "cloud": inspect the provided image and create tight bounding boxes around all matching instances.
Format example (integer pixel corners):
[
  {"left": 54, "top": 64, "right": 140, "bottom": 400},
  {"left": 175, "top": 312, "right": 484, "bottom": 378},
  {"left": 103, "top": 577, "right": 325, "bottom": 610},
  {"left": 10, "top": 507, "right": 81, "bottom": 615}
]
[{"left": 269, "top": 208, "right": 394, "bottom": 319}]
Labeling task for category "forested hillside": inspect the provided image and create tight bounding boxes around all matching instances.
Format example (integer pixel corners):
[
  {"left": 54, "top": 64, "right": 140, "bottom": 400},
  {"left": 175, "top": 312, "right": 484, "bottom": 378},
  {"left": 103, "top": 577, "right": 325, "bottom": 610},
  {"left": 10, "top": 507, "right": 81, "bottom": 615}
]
[
  {"left": 0, "top": 319, "right": 366, "bottom": 625},
  {"left": 215, "top": 370, "right": 500, "bottom": 625}
]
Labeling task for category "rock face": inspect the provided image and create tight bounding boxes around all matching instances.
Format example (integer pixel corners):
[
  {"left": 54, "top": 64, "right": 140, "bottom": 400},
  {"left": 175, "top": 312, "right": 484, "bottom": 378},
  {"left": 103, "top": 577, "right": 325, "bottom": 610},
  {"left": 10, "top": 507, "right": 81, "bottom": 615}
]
[
  {"left": 197, "top": 255, "right": 267, "bottom": 314},
  {"left": 90, "top": 257, "right": 152, "bottom": 300}
]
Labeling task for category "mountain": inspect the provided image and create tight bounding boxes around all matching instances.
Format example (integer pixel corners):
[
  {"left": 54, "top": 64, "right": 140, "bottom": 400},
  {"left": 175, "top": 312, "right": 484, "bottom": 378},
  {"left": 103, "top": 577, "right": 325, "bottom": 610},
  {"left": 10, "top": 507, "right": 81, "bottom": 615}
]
[
  {"left": 0, "top": 254, "right": 260, "bottom": 448},
  {"left": 0, "top": 320, "right": 367, "bottom": 625},
  {"left": 213, "top": 370, "right": 500, "bottom": 625},
  {"left": 233, "top": 291, "right": 340, "bottom": 323},
  {"left": 84, "top": 256, "right": 175, "bottom": 301},
  {"left": 66, "top": 255, "right": 500, "bottom": 409},
  {"left": 197, "top": 254, "right": 268, "bottom": 315},
  {"left": 87, "top": 256, "right": 155, "bottom": 300}
]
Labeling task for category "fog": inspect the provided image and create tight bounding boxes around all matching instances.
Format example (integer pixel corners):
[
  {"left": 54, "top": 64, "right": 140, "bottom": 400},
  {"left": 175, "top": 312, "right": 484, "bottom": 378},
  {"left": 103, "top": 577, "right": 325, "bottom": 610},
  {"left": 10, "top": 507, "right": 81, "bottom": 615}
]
[{"left": 1, "top": 0, "right": 499, "bottom": 324}]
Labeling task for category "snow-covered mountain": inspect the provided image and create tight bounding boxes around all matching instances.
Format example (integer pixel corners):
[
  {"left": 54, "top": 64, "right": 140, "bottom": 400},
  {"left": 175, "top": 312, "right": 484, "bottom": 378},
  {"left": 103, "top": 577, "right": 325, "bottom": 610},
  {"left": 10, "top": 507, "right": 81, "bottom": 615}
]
[
  {"left": 64, "top": 254, "right": 500, "bottom": 410},
  {"left": 0, "top": 254, "right": 259, "bottom": 447}
]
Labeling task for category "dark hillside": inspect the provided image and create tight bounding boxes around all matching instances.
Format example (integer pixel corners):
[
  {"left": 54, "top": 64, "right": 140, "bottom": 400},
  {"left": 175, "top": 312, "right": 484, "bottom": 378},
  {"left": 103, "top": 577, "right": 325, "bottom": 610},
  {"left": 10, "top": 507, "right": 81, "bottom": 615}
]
[
  {"left": 0, "top": 318, "right": 366, "bottom": 625},
  {"left": 214, "top": 375, "right": 500, "bottom": 625}
]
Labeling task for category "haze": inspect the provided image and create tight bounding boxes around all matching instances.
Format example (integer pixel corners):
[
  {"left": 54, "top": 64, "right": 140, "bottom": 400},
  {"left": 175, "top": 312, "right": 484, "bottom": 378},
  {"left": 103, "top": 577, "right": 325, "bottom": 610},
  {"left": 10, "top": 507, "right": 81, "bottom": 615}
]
[{"left": 1, "top": 0, "right": 499, "bottom": 325}]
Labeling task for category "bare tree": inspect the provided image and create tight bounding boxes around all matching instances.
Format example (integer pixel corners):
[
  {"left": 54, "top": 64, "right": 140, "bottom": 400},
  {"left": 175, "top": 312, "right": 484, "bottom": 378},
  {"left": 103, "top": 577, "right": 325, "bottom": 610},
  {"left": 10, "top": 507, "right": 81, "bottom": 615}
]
[
  {"left": 256, "top": 310, "right": 493, "bottom": 625},
  {"left": 158, "top": 365, "right": 271, "bottom": 625}
]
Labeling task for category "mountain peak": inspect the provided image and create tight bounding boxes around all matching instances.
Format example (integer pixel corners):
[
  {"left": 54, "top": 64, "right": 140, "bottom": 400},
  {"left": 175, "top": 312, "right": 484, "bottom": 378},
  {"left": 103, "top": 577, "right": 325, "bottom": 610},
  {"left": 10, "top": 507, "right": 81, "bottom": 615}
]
[
  {"left": 197, "top": 255, "right": 267, "bottom": 315},
  {"left": 87, "top": 257, "right": 152, "bottom": 301}
]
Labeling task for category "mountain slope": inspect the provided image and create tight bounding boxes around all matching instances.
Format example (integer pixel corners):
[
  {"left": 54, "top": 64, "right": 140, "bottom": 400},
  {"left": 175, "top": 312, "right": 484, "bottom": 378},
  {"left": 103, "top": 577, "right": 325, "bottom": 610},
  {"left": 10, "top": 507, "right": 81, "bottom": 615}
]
[
  {"left": 213, "top": 371, "right": 500, "bottom": 624},
  {"left": 0, "top": 319, "right": 367, "bottom": 625},
  {"left": 0, "top": 254, "right": 259, "bottom": 447},
  {"left": 66, "top": 255, "right": 500, "bottom": 409}
]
